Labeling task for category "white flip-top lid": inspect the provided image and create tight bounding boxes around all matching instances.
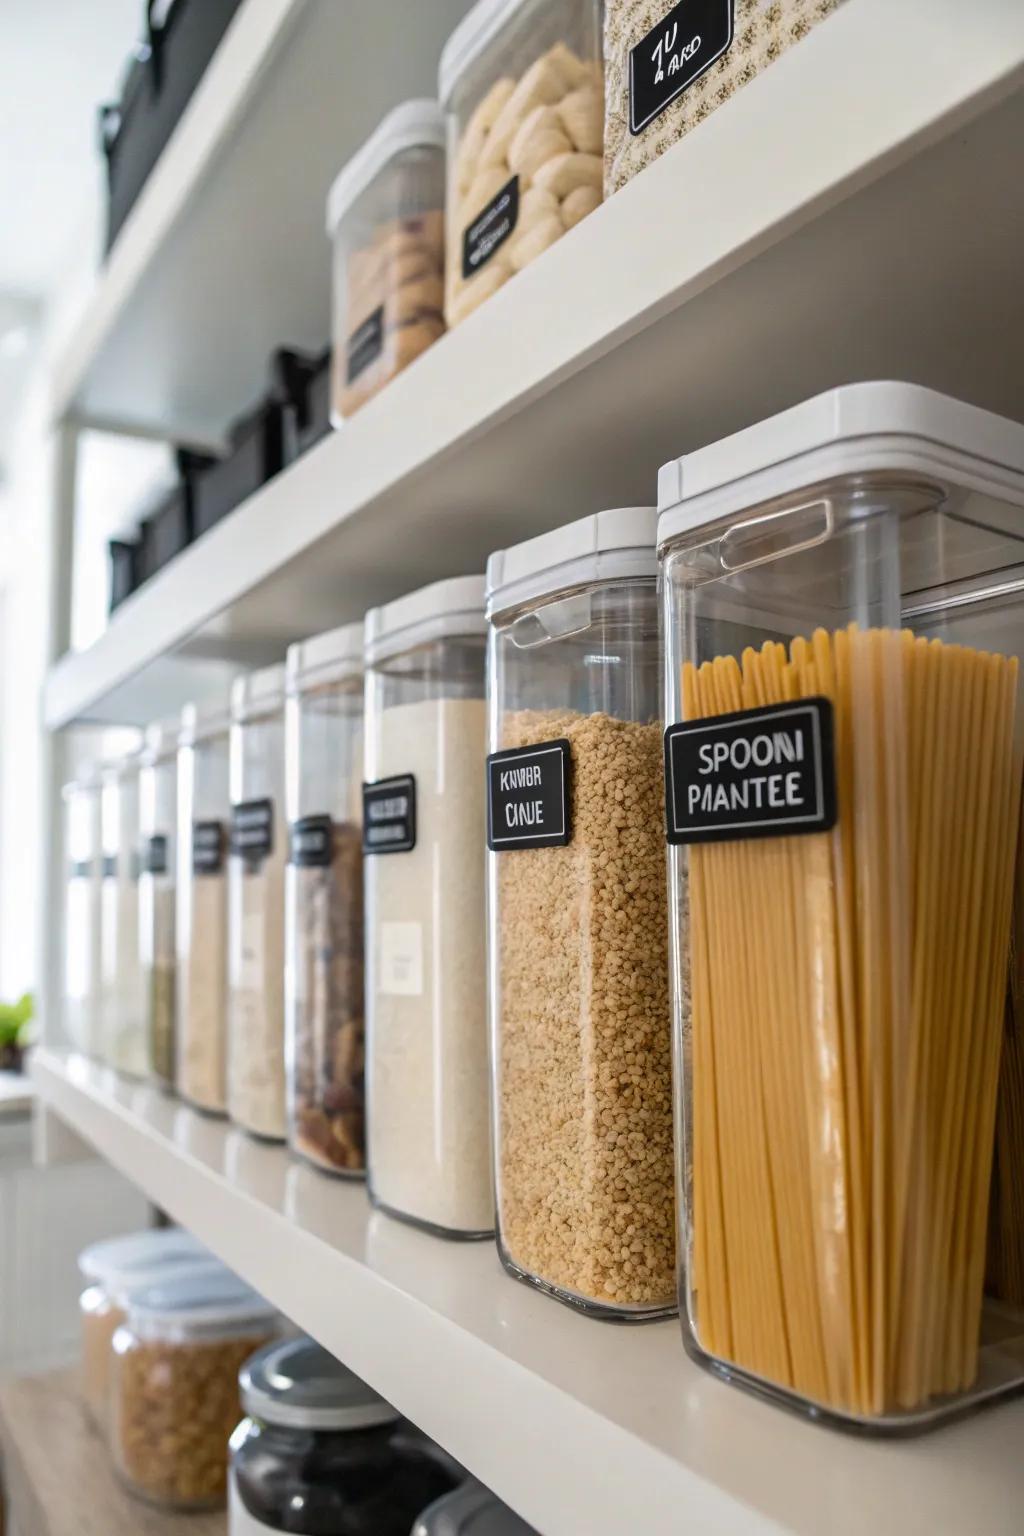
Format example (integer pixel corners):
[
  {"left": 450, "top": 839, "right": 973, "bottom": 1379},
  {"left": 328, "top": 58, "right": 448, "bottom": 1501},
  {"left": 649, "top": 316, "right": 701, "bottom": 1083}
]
[
  {"left": 231, "top": 662, "right": 286, "bottom": 723},
  {"left": 142, "top": 717, "right": 181, "bottom": 765},
  {"left": 439, "top": 0, "right": 530, "bottom": 108},
  {"left": 79, "top": 1227, "right": 212, "bottom": 1285},
  {"left": 240, "top": 1336, "right": 399, "bottom": 1432},
  {"left": 364, "top": 574, "right": 486, "bottom": 666},
  {"left": 486, "top": 507, "right": 657, "bottom": 620},
  {"left": 657, "top": 382, "right": 1024, "bottom": 547},
  {"left": 326, "top": 98, "right": 445, "bottom": 237},
  {"left": 413, "top": 1479, "right": 539, "bottom": 1536},
  {"left": 286, "top": 621, "right": 364, "bottom": 692},
  {"left": 180, "top": 694, "right": 232, "bottom": 746},
  {"left": 126, "top": 1268, "right": 277, "bottom": 1330}
]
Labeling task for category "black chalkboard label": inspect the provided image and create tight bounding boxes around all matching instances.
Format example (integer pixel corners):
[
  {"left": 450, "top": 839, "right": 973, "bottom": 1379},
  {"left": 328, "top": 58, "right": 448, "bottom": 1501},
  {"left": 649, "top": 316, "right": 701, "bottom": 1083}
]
[
  {"left": 101, "top": 854, "right": 117, "bottom": 880},
  {"left": 346, "top": 306, "right": 384, "bottom": 385},
  {"left": 143, "top": 834, "right": 169, "bottom": 875},
  {"left": 193, "top": 820, "right": 225, "bottom": 875},
  {"left": 363, "top": 776, "right": 416, "bottom": 855},
  {"left": 462, "top": 175, "right": 519, "bottom": 280},
  {"left": 231, "top": 799, "right": 274, "bottom": 864},
  {"left": 487, "top": 739, "right": 571, "bottom": 852},
  {"left": 290, "top": 814, "right": 333, "bottom": 868},
  {"left": 69, "top": 858, "right": 92, "bottom": 879},
  {"left": 629, "top": 0, "right": 734, "bottom": 135},
  {"left": 665, "top": 698, "right": 836, "bottom": 845}
]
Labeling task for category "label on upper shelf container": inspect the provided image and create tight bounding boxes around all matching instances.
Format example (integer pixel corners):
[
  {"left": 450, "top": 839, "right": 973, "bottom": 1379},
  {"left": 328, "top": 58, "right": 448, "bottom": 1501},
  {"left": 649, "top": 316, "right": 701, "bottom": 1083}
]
[
  {"left": 193, "top": 819, "right": 225, "bottom": 875},
  {"left": 362, "top": 776, "right": 416, "bottom": 854},
  {"left": 346, "top": 306, "right": 384, "bottom": 385},
  {"left": 143, "top": 834, "right": 168, "bottom": 875},
  {"left": 664, "top": 697, "right": 836, "bottom": 844},
  {"left": 231, "top": 799, "right": 274, "bottom": 865},
  {"left": 487, "top": 739, "right": 572, "bottom": 851},
  {"left": 289, "top": 814, "right": 333, "bottom": 868},
  {"left": 68, "top": 858, "right": 92, "bottom": 879},
  {"left": 462, "top": 175, "right": 519, "bottom": 280},
  {"left": 629, "top": 0, "right": 734, "bottom": 135}
]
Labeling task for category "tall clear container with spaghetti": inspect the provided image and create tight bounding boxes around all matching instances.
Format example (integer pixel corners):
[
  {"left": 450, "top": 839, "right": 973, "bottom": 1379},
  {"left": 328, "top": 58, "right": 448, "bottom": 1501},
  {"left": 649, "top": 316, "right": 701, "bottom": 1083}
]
[
  {"left": 485, "top": 508, "right": 675, "bottom": 1317},
  {"left": 658, "top": 382, "right": 1024, "bottom": 1430}
]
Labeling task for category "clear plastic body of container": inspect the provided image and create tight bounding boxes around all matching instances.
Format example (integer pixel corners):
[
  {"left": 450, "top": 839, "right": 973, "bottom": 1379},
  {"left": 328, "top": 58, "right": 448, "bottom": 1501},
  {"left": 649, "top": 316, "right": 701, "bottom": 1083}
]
[
  {"left": 413, "top": 1479, "right": 540, "bottom": 1536},
  {"left": 228, "top": 666, "right": 288, "bottom": 1141},
  {"left": 364, "top": 576, "right": 494, "bottom": 1238},
  {"left": 62, "top": 766, "right": 103, "bottom": 1057},
  {"left": 285, "top": 624, "right": 366, "bottom": 1178},
  {"left": 100, "top": 748, "right": 147, "bottom": 1075},
  {"left": 440, "top": 0, "right": 604, "bottom": 330},
  {"left": 327, "top": 100, "right": 446, "bottom": 423},
  {"left": 658, "top": 382, "right": 1024, "bottom": 1430},
  {"left": 177, "top": 700, "right": 231, "bottom": 1115},
  {"left": 602, "top": 0, "right": 847, "bottom": 197},
  {"left": 140, "top": 722, "right": 177, "bottom": 1088},
  {"left": 112, "top": 1271, "right": 279, "bottom": 1510},
  {"left": 486, "top": 509, "right": 675, "bottom": 1318},
  {"left": 229, "top": 1335, "right": 458, "bottom": 1535}
]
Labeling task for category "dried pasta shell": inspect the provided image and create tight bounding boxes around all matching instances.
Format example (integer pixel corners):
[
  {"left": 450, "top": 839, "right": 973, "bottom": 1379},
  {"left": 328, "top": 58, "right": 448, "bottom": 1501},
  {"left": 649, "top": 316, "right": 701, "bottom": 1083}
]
[
  {"left": 532, "top": 151, "right": 603, "bottom": 199},
  {"left": 508, "top": 106, "right": 573, "bottom": 183},
  {"left": 557, "top": 85, "right": 603, "bottom": 155},
  {"left": 481, "top": 55, "right": 566, "bottom": 171},
  {"left": 507, "top": 213, "right": 564, "bottom": 273},
  {"left": 447, "top": 261, "right": 510, "bottom": 328},
  {"left": 544, "top": 41, "right": 592, "bottom": 91},
  {"left": 456, "top": 76, "right": 515, "bottom": 193},
  {"left": 561, "top": 183, "right": 601, "bottom": 230}
]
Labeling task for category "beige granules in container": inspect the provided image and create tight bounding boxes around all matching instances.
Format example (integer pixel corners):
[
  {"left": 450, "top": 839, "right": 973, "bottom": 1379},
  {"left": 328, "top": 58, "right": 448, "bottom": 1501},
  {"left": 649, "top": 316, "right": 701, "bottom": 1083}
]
[
  {"left": 178, "top": 869, "right": 228, "bottom": 1113},
  {"left": 496, "top": 708, "right": 675, "bottom": 1311},
  {"left": 367, "top": 696, "right": 493, "bottom": 1235},
  {"left": 604, "top": 0, "right": 847, "bottom": 196},
  {"left": 228, "top": 834, "right": 287, "bottom": 1140}
]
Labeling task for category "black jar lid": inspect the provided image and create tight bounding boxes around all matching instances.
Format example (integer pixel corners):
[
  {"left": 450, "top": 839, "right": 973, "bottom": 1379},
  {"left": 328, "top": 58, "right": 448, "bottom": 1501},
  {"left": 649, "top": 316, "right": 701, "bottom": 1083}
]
[{"left": 240, "top": 1336, "right": 400, "bottom": 1432}]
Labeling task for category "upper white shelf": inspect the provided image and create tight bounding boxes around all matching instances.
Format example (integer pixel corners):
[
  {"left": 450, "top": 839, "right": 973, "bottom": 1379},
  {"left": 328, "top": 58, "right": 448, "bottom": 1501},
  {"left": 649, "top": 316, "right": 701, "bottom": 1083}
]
[
  {"left": 45, "top": 0, "right": 1024, "bottom": 726},
  {"left": 31, "top": 1047, "right": 1024, "bottom": 1536}
]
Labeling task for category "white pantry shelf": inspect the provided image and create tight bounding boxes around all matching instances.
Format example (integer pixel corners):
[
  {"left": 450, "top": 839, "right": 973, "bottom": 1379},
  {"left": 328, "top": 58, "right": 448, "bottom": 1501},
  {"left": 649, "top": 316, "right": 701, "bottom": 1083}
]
[
  {"left": 45, "top": 0, "right": 1024, "bottom": 728},
  {"left": 30, "top": 1047, "right": 1024, "bottom": 1536}
]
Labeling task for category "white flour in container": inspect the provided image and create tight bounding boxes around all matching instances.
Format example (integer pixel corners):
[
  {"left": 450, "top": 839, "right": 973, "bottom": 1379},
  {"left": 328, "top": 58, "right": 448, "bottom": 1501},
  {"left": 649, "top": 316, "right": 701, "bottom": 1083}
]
[
  {"left": 228, "top": 812, "right": 287, "bottom": 1139},
  {"left": 367, "top": 696, "right": 493, "bottom": 1234},
  {"left": 178, "top": 866, "right": 228, "bottom": 1114}
]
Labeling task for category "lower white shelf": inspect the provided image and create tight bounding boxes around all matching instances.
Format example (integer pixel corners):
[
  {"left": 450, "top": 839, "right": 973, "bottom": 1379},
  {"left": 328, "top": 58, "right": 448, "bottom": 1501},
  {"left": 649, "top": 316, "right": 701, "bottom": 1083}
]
[{"left": 30, "top": 1047, "right": 1024, "bottom": 1536}]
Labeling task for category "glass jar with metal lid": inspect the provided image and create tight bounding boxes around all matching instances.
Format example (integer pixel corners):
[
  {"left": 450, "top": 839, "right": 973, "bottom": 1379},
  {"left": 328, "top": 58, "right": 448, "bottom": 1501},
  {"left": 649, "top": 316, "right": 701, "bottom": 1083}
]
[{"left": 229, "top": 1335, "right": 458, "bottom": 1534}]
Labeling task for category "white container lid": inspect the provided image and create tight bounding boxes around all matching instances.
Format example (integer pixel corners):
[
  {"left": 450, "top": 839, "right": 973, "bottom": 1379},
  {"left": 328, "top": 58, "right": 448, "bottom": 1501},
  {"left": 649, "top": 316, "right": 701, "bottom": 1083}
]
[
  {"left": 286, "top": 621, "right": 364, "bottom": 693},
  {"left": 180, "top": 694, "right": 232, "bottom": 746},
  {"left": 126, "top": 1269, "right": 277, "bottom": 1331},
  {"left": 657, "top": 382, "right": 1024, "bottom": 547},
  {"left": 142, "top": 717, "right": 181, "bottom": 764},
  {"left": 413, "top": 1479, "right": 539, "bottom": 1536},
  {"left": 364, "top": 574, "right": 486, "bottom": 666},
  {"left": 326, "top": 98, "right": 445, "bottom": 237},
  {"left": 486, "top": 507, "right": 657, "bottom": 620},
  {"left": 231, "top": 663, "right": 286, "bottom": 723},
  {"left": 79, "top": 1227, "right": 211, "bottom": 1285},
  {"left": 439, "top": 0, "right": 527, "bottom": 110},
  {"left": 62, "top": 761, "right": 101, "bottom": 797},
  {"left": 240, "top": 1336, "right": 399, "bottom": 1432}
]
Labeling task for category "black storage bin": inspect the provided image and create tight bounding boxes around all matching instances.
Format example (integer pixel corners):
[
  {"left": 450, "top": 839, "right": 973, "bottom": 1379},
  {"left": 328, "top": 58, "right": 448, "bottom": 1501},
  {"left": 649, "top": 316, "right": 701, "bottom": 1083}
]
[
  {"left": 137, "top": 481, "right": 191, "bottom": 585},
  {"left": 284, "top": 347, "right": 333, "bottom": 465},
  {"left": 109, "top": 539, "right": 140, "bottom": 613}
]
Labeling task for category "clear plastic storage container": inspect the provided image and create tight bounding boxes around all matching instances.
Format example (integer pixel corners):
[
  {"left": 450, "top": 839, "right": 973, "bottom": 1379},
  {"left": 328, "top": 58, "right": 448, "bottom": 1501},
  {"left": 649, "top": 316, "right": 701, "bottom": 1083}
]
[
  {"left": 100, "top": 747, "right": 147, "bottom": 1075},
  {"left": 658, "top": 381, "right": 1024, "bottom": 1429},
  {"left": 285, "top": 623, "right": 366, "bottom": 1178},
  {"left": 364, "top": 576, "right": 494, "bottom": 1237},
  {"left": 229, "top": 1335, "right": 458, "bottom": 1535},
  {"left": 177, "top": 698, "right": 231, "bottom": 1115},
  {"left": 486, "top": 508, "right": 674, "bottom": 1317},
  {"left": 62, "top": 764, "right": 103, "bottom": 1057},
  {"left": 229, "top": 665, "right": 288, "bottom": 1141},
  {"left": 140, "top": 721, "right": 177, "bottom": 1087},
  {"left": 602, "top": 0, "right": 847, "bottom": 197},
  {"left": 414, "top": 1480, "right": 539, "bottom": 1536},
  {"left": 112, "top": 1270, "right": 279, "bottom": 1509},
  {"left": 440, "top": 0, "right": 604, "bottom": 330},
  {"left": 326, "top": 100, "right": 446, "bottom": 423}
]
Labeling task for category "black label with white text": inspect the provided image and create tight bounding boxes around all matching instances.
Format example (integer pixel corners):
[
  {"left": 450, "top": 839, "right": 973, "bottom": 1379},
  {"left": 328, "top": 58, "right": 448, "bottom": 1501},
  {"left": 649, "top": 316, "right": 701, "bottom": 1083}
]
[
  {"left": 363, "top": 777, "right": 416, "bottom": 855},
  {"left": 143, "top": 834, "right": 168, "bottom": 875},
  {"left": 193, "top": 820, "right": 225, "bottom": 875},
  {"left": 629, "top": 0, "right": 734, "bottom": 135},
  {"left": 664, "top": 698, "right": 836, "bottom": 845},
  {"left": 69, "top": 858, "right": 92, "bottom": 879},
  {"left": 346, "top": 305, "right": 384, "bottom": 385},
  {"left": 289, "top": 814, "right": 333, "bottom": 868},
  {"left": 487, "top": 739, "right": 571, "bottom": 851},
  {"left": 101, "top": 854, "right": 117, "bottom": 880},
  {"left": 462, "top": 175, "right": 519, "bottom": 280},
  {"left": 230, "top": 799, "right": 274, "bottom": 865}
]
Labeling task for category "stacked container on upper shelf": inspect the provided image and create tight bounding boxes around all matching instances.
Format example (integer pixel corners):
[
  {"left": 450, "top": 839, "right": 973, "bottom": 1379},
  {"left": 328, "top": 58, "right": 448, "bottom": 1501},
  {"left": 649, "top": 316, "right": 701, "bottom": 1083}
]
[
  {"left": 327, "top": 100, "right": 447, "bottom": 423},
  {"left": 284, "top": 622, "right": 366, "bottom": 1177},
  {"left": 363, "top": 576, "right": 494, "bottom": 1238},
  {"left": 658, "top": 381, "right": 1024, "bottom": 1430},
  {"left": 62, "top": 763, "right": 103, "bottom": 1059},
  {"left": 139, "top": 720, "right": 178, "bottom": 1088},
  {"left": 440, "top": 0, "right": 604, "bottom": 329},
  {"left": 485, "top": 508, "right": 675, "bottom": 1317},
  {"left": 100, "top": 744, "right": 147, "bottom": 1076}
]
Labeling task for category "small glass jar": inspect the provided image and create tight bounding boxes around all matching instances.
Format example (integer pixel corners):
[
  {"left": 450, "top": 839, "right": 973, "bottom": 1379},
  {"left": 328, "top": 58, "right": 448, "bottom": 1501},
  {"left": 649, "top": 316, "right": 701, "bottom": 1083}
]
[
  {"left": 658, "top": 381, "right": 1024, "bottom": 1430},
  {"left": 285, "top": 623, "right": 366, "bottom": 1177},
  {"left": 229, "top": 1335, "right": 458, "bottom": 1535},
  {"left": 439, "top": 0, "right": 604, "bottom": 330},
  {"left": 177, "top": 699, "right": 232, "bottom": 1115},
  {"left": 140, "top": 721, "right": 177, "bottom": 1088},
  {"left": 112, "top": 1271, "right": 279, "bottom": 1510},
  {"left": 327, "top": 100, "right": 446, "bottom": 423},
  {"left": 62, "top": 764, "right": 102, "bottom": 1057},
  {"left": 364, "top": 576, "right": 494, "bottom": 1238},
  {"left": 413, "top": 1480, "right": 539, "bottom": 1536},
  {"left": 100, "top": 747, "right": 147, "bottom": 1076},
  {"left": 228, "top": 665, "right": 288, "bottom": 1141},
  {"left": 486, "top": 508, "right": 674, "bottom": 1319}
]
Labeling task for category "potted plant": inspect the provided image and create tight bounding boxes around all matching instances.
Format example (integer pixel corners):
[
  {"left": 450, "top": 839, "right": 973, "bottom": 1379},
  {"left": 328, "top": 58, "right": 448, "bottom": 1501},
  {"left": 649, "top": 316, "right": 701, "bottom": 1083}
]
[{"left": 0, "top": 993, "right": 34, "bottom": 1074}]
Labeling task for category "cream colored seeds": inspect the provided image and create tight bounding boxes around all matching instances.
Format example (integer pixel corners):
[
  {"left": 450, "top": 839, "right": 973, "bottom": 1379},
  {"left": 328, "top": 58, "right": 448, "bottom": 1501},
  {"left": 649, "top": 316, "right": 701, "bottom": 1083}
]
[
  {"left": 497, "top": 710, "right": 675, "bottom": 1308},
  {"left": 447, "top": 43, "right": 604, "bottom": 327}
]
